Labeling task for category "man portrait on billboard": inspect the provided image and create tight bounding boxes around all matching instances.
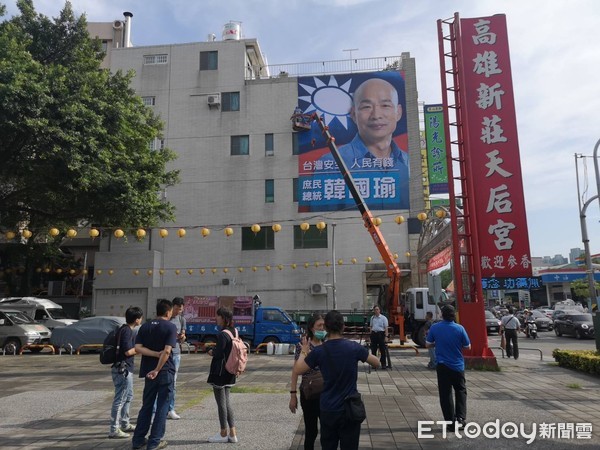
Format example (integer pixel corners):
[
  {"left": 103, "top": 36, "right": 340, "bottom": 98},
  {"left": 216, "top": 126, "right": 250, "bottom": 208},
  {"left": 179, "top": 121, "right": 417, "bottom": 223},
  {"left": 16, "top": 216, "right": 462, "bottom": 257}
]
[{"left": 297, "top": 71, "right": 409, "bottom": 212}]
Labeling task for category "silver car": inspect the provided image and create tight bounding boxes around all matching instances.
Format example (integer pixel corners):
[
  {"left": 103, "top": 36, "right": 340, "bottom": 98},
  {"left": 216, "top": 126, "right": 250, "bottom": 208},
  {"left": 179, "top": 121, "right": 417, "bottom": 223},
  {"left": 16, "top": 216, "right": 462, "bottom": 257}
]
[{"left": 0, "top": 308, "right": 52, "bottom": 352}]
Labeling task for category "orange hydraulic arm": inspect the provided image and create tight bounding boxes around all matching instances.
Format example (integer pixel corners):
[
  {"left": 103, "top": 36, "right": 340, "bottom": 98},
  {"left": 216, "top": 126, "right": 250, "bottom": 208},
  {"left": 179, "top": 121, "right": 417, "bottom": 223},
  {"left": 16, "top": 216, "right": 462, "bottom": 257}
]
[{"left": 311, "top": 114, "right": 406, "bottom": 341}]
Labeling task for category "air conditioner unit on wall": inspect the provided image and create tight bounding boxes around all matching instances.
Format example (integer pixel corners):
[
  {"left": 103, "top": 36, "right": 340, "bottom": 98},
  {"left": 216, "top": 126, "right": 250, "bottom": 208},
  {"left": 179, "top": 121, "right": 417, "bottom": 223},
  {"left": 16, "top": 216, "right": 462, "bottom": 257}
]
[
  {"left": 207, "top": 93, "right": 221, "bottom": 106},
  {"left": 309, "top": 283, "right": 327, "bottom": 295}
]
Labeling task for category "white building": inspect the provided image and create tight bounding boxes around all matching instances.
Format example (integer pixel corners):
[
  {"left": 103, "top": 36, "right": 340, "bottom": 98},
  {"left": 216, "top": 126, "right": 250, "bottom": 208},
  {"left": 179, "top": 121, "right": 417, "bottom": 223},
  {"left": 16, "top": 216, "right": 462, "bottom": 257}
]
[{"left": 91, "top": 18, "right": 425, "bottom": 318}]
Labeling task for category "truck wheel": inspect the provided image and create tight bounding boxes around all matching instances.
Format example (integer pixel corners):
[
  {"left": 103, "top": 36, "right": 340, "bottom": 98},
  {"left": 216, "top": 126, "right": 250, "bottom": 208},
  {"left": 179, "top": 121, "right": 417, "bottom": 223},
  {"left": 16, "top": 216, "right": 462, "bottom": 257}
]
[
  {"left": 3, "top": 338, "right": 21, "bottom": 354},
  {"left": 263, "top": 336, "right": 280, "bottom": 344},
  {"left": 413, "top": 326, "right": 427, "bottom": 348}
]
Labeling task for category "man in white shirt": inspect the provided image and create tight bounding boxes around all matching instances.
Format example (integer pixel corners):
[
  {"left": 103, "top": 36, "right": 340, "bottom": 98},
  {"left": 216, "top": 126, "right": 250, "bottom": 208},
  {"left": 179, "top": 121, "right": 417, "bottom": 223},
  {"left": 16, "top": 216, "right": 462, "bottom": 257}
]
[
  {"left": 500, "top": 307, "right": 521, "bottom": 360},
  {"left": 369, "top": 305, "right": 389, "bottom": 369}
]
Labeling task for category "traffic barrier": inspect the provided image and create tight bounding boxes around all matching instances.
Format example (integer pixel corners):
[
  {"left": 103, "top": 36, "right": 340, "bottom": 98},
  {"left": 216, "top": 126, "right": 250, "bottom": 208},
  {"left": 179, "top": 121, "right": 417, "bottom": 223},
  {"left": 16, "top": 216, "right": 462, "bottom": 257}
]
[
  {"left": 492, "top": 346, "right": 543, "bottom": 360},
  {"left": 2, "top": 344, "right": 17, "bottom": 356},
  {"left": 387, "top": 344, "right": 420, "bottom": 355},
  {"left": 19, "top": 344, "right": 55, "bottom": 355},
  {"left": 76, "top": 343, "right": 103, "bottom": 355}
]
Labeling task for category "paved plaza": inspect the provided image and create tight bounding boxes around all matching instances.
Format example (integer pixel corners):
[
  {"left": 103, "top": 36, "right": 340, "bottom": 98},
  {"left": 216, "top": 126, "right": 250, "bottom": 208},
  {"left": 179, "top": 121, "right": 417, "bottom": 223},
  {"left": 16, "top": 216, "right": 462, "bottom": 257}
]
[{"left": 0, "top": 340, "right": 599, "bottom": 449}]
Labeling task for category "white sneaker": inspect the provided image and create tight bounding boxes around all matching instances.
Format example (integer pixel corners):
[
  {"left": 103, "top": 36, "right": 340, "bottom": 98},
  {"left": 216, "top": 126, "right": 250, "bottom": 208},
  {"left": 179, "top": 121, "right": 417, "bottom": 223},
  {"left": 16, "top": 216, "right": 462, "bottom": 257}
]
[
  {"left": 228, "top": 435, "right": 239, "bottom": 443},
  {"left": 207, "top": 433, "right": 229, "bottom": 443},
  {"left": 167, "top": 410, "right": 181, "bottom": 420},
  {"left": 108, "top": 429, "right": 129, "bottom": 439}
]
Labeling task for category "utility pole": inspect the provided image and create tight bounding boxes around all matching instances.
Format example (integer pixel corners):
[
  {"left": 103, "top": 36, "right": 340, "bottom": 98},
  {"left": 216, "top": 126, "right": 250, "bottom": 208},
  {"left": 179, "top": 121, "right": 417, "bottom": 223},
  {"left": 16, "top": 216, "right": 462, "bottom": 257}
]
[{"left": 331, "top": 223, "right": 337, "bottom": 310}]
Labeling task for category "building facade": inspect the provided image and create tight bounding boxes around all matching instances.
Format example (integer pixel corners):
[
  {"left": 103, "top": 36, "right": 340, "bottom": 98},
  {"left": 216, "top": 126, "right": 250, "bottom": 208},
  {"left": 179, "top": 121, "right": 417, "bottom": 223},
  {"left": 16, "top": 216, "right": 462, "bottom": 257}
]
[{"left": 92, "top": 23, "right": 424, "bottom": 318}]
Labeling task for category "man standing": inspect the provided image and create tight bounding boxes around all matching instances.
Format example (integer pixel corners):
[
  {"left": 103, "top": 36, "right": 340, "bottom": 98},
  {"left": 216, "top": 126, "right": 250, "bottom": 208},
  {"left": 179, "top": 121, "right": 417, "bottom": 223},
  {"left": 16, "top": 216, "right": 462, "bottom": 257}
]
[
  {"left": 108, "top": 306, "right": 143, "bottom": 439},
  {"left": 369, "top": 305, "right": 389, "bottom": 369},
  {"left": 167, "top": 297, "right": 186, "bottom": 420},
  {"left": 426, "top": 305, "right": 471, "bottom": 431},
  {"left": 500, "top": 306, "right": 520, "bottom": 359},
  {"left": 132, "top": 299, "right": 177, "bottom": 450}
]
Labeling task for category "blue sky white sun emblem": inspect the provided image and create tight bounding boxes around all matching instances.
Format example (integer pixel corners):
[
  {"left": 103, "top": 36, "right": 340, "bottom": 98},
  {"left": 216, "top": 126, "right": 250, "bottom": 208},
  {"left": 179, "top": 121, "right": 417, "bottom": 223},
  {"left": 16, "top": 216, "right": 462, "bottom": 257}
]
[{"left": 298, "top": 76, "right": 354, "bottom": 129}]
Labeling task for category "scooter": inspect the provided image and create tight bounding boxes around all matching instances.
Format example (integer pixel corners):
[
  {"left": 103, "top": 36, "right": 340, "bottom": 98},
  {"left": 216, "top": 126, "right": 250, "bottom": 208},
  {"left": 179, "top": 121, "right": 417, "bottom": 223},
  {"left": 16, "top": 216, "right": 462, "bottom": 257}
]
[{"left": 524, "top": 319, "right": 538, "bottom": 339}]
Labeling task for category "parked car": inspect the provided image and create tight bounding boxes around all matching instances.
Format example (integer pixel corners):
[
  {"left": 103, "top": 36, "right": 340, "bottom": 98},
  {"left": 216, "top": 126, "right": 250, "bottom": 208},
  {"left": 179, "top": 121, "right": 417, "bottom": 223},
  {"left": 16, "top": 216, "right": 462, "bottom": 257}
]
[
  {"left": 50, "top": 316, "right": 126, "bottom": 351},
  {"left": 0, "top": 308, "right": 52, "bottom": 353},
  {"left": 553, "top": 313, "right": 595, "bottom": 339},
  {"left": 484, "top": 310, "right": 502, "bottom": 334}
]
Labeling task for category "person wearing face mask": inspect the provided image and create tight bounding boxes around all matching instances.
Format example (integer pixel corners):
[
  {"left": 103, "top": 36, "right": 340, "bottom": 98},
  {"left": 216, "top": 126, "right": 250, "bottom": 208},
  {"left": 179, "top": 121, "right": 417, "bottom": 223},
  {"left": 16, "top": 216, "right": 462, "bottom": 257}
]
[{"left": 289, "top": 313, "right": 325, "bottom": 450}]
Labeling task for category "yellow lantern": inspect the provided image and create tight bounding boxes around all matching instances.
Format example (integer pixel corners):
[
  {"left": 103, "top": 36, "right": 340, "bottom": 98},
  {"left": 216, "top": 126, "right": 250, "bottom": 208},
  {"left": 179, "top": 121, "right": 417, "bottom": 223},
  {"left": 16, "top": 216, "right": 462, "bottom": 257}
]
[
  {"left": 188, "top": 269, "right": 194, "bottom": 275},
  {"left": 35, "top": 267, "right": 42, "bottom": 273},
  {"left": 201, "top": 227, "right": 210, "bottom": 238},
  {"left": 199, "top": 268, "right": 205, "bottom": 275},
  {"left": 5, "top": 231, "right": 16, "bottom": 240},
  {"left": 265, "top": 265, "right": 271, "bottom": 271},
  {"left": 316, "top": 221, "right": 326, "bottom": 231},
  {"left": 175, "top": 269, "right": 181, "bottom": 275},
  {"left": 89, "top": 228, "right": 100, "bottom": 238},
  {"left": 133, "top": 269, "right": 140, "bottom": 276},
  {"left": 22, "top": 229, "right": 32, "bottom": 239},
  {"left": 277, "top": 264, "right": 284, "bottom": 270},
  {"left": 366, "top": 256, "right": 372, "bottom": 262},
  {"left": 44, "top": 267, "right": 51, "bottom": 273},
  {"left": 159, "top": 269, "right": 165, "bottom": 275},
  {"left": 325, "top": 261, "right": 331, "bottom": 267},
  {"left": 147, "top": 269, "right": 153, "bottom": 276},
  {"left": 394, "top": 253, "right": 399, "bottom": 259},
  {"left": 211, "top": 268, "right": 218, "bottom": 274},
  {"left": 252, "top": 266, "right": 258, "bottom": 272},
  {"left": 96, "top": 269, "right": 102, "bottom": 275},
  {"left": 251, "top": 224, "right": 261, "bottom": 234},
  {"left": 373, "top": 217, "right": 382, "bottom": 226},
  {"left": 291, "top": 263, "right": 297, "bottom": 269},
  {"left": 272, "top": 223, "right": 282, "bottom": 233},
  {"left": 136, "top": 229, "right": 146, "bottom": 239},
  {"left": 49, "top": 228, "right": 60, "bottom": 237},
  {"left": 435, "top": 209, "right": 447, "bottom": 219},
  {"left": 223, "top": 268, "right": 229, "bottom": 273},
  {"left": 177, "top": 228, "right": 186, "bottom": 238},
  {"left": 65, "top": 228, "right": 77, "bottom": 238},
  {"left": 304, "top": 262, "right": 310, "bottom": 268},
  {"left": 108, "top": 269, "right": 114, "bottom": 276},
  {"left": 314, "top": 262, "right": 320, "bottom": 268},
  {"left": 394, "top": 215, "right": 405, "bottom": 225},
  {"left": 300, "top": 222, "right": 310, "bottom": 232},
  {"left": 351, "top": 257, "right": 357, "bottom": 264},
  {"left": 338, "top": 259, "right": 344, "bottom": 265},
  {"left": 238, "top": 267, "right": 244, "bottom": 273},
  {"left": 114, "top": 229, "right": 125, "bottom": 239},
  {"left": 56, "top": 268, "right": 63, "bottom": 274},
  {"left": 224, "top": 227, "right": 234, "bottom": 237},
  {"left": 159, "top": 228, "right": 169, "bottom": 238},
  {"left": 69, "top": 269, "right": 76, "bottom": 275},
  {"left": 405, "top": 251, "right": 411, "bottom": 257},
  {"left": 417, "top": 212, "right": 428, "bottom": 221},
  {"left": 82, "top": 269, "right": 88, "bottom": 275}
]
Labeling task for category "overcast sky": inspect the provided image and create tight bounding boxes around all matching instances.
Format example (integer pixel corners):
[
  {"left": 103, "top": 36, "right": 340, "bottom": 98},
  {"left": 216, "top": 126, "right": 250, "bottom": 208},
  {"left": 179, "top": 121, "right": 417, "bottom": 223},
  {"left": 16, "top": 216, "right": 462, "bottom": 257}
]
[{"left": 4, "top": 0, "right": 600, "bottom": 260}]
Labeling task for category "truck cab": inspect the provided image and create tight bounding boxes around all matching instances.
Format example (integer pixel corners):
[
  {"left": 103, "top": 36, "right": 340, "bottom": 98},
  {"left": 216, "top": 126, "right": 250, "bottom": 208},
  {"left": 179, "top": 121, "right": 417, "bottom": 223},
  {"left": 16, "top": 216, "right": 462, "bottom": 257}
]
[
  {"left": 253, "top": 307, "right": 301, "bottom": 345},
  {"left": 403, "top": 287, "right": 445, "bottom": 347}
]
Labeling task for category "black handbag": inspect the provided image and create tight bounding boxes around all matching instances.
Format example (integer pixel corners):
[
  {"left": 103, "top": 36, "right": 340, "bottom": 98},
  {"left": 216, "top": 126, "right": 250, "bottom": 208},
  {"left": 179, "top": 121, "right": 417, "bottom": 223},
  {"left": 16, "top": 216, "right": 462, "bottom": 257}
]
[
  {"left": 300, "top": 370, "right": 324, "bottom": 400},
  {"left": 344, "top": 392, "right": 366, "bottom": 423}
]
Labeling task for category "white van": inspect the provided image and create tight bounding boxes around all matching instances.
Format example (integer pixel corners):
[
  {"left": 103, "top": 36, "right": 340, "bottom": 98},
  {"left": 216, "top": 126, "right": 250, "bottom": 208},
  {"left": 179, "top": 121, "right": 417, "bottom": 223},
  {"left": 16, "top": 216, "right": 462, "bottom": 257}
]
[
  {"left": 0, "top": 297, "right": 77, "bottom": 330},
  {"left": 0, "top": 308, "right": 52, "bottom": 352}
]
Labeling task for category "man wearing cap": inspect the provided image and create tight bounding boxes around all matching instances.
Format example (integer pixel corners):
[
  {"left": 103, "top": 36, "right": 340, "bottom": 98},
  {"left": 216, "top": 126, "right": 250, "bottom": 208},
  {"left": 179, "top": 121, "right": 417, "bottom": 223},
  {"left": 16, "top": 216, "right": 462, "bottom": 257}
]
[{"left": 425, "top": 305, "right": 471, "bottom": 431}]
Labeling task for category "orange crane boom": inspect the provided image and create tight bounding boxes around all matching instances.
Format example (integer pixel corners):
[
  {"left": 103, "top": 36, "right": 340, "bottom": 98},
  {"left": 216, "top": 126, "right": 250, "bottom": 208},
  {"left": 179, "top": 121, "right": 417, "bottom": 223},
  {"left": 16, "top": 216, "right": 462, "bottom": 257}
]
[{"left": 311, "top": 113, "right": 406, "bottom": 341}]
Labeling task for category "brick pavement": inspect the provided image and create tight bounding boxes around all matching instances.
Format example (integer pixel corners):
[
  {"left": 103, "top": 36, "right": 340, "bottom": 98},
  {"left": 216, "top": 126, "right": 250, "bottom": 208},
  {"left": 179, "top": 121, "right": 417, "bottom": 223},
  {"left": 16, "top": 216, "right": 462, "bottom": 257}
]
[{"left": 0, "top": 346, "right": 599, "bottom": 449}]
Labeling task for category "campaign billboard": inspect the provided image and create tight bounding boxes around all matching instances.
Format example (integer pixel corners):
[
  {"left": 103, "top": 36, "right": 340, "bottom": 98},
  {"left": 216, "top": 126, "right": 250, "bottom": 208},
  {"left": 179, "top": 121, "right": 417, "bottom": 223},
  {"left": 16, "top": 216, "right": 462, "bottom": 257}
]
[
  {"left": 296, "top": 71, "right": 409, "bottom": 212},
  {"left": 458, "top": 14, "right": 532, "bottom": 278}
]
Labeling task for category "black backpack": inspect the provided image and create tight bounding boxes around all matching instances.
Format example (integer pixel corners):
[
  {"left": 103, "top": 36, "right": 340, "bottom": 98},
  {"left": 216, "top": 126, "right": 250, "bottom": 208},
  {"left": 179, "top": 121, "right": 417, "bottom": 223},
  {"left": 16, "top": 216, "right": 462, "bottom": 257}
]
[{"left": 99, "top": 324, "right": 126, "bottom": 365}]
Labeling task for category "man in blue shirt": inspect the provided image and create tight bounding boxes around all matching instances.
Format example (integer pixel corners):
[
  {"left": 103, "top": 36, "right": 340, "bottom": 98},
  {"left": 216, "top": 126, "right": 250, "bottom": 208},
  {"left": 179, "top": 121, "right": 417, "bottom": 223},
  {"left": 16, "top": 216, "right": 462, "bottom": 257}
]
[
  {"left": 132, "top": 299, "right": 178, "bottom": 450},
  {"left": 426, "top": 305, "right": 471, "bottom": 431}
]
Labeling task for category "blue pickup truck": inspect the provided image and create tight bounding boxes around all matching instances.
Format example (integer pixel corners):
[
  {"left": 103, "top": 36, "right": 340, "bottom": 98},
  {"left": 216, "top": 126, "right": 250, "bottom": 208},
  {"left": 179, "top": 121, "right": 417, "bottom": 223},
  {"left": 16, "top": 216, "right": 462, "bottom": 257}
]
[{"left": 183, "top": 295, "right": 301, "bottom": 348}]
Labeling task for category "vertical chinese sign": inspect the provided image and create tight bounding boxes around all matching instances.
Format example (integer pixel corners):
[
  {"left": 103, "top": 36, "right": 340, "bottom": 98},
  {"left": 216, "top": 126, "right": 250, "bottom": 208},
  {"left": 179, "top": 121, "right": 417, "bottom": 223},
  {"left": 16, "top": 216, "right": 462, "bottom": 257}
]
[
  {"left": 459, "top": 14, "right": 532, "bottom": 278},
  {"left": 424, "top": 104, "right": 449, "bottom": 194}
]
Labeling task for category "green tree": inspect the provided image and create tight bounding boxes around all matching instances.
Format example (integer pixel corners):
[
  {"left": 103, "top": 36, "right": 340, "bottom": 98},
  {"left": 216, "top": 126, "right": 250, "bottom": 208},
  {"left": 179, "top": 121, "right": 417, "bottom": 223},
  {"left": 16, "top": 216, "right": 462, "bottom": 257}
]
[
  {"left": 0, "top": 1, "right": 179, "bottom": 294},
  {"left": 439, "top": 268, "right": 452, "bottom": 290},
  {"left": 570, "top": 278, "right": 600, "bottom": 301}
]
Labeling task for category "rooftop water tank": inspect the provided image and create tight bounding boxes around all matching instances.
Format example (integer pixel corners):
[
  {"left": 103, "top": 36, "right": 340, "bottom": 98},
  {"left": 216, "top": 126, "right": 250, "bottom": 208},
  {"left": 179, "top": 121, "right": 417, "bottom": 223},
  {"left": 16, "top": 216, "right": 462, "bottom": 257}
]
[{"left": 222, "top": 22, "right": 240, "bottom": 41}]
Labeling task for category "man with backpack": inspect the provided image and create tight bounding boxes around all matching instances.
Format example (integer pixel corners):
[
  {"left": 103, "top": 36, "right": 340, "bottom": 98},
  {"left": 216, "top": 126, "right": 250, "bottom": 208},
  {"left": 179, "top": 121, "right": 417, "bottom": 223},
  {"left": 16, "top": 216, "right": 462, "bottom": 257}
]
[
  {"left": 166, "top": 297, "right": 186, "bottom": 420},
  {"left": 132, "top": 299, "right": 178, "bottom": 450},
  {"left": 108, "top": 306, "right": 143, "bottom": 439}
]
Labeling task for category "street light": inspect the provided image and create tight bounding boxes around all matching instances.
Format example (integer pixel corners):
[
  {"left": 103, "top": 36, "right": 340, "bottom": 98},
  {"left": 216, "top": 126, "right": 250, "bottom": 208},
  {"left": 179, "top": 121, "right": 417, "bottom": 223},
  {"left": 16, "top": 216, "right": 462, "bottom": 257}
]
[{"left": 331, "top": 223, "right": 337, "bottom": 310}]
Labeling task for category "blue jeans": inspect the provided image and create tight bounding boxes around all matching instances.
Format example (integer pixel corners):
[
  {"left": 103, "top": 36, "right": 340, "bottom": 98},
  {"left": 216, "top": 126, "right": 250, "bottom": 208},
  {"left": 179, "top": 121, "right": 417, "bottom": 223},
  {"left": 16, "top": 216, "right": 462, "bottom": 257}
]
[
  {"left": 110, "top": 367, "right": 133, "bottom": 433},
  {"left": 133, "top": 371, "right": 174, "bottom": 449},
  {"left": 169, "top": 353, "right": 181, "bottom": 412},
  {"left": 428, "top": 347, "right": 437, "bottom": 368}
]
